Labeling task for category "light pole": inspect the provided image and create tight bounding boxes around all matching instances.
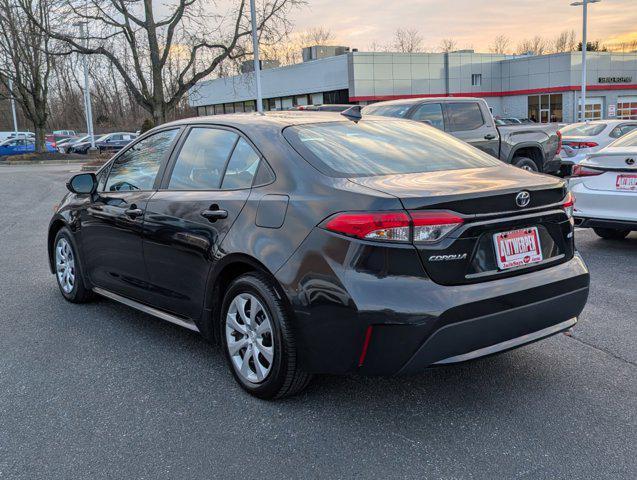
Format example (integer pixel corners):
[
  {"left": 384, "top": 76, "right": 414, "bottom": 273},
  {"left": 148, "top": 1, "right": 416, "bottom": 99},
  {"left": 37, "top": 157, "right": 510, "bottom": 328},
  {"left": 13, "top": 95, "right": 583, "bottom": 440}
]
[
  {"left": 249, "top": 0, "right": 263, "bottom": 113},
  {"left": 74, "top": 21, "right": 96, "bottom": 149},
  {"left": 8, "top": 77, "right": 18, "bottom": 134},
  {"left": 571, "top": 0, "right": 601, "bottom": 122}
]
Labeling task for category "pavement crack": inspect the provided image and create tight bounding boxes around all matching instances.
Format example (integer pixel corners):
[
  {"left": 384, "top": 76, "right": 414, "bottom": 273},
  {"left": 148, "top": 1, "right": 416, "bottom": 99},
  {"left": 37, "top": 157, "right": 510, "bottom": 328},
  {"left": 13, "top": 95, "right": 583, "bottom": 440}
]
[{"left": 568, "top": 334, "right": 637, "bottom": 368}]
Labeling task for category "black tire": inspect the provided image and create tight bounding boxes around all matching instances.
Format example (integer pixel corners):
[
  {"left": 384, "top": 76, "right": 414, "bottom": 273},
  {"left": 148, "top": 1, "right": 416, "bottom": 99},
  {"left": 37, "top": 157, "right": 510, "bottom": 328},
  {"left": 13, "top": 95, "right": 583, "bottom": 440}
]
[
  {"left": 53, "top": 227, "right": 94, "bottom": 303},
  {"left": 593, "top": 228, "right": 630, "bottom": 240},
  {"left": 220, "top": 272, "right": 312, "bottom": 399},
  {"left": 513, "top": 156, "right": 540, "bottom": 172}
]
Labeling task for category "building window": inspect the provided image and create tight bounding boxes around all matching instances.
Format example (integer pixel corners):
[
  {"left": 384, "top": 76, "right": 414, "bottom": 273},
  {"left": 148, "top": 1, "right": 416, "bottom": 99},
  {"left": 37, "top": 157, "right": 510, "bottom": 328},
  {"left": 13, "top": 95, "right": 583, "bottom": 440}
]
[
  {"left": 311, "top": 92, "right": 323, "bottom": 105},
  {"left": 244, "top": 100, "right": 256, "bottom": 112},
  {"left": 214, "top": 104, "right": 224, "bottom": 115},
  {"left": 584, "top": 98, "right": 603, "bottom": 121},
  {"left": 617, "top": 97, "right": 637, "bottom": 119},
  {"left": 527, "top": 94, "right": 562, "bottom": 123},
  {"left": 197, "top": 106, "right": 206, "bottom": 116},
  {"left": 471, "top": 74, "right": 482, "bottom": 86}
]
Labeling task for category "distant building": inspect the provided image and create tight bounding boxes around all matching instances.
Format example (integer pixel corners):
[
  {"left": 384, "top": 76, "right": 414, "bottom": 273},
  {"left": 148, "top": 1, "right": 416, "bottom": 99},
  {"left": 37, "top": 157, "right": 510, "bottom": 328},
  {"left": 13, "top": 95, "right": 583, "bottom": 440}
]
[{"left": 189, "top": 48, "right": 637, "bottom": 123}]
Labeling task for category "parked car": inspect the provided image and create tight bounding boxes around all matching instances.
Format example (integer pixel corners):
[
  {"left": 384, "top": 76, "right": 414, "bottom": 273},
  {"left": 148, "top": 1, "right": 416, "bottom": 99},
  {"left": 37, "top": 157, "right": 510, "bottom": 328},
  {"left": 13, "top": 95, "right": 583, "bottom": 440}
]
[
  {"left": 292, "top": 104, "right": 353, "bottom": 112},
  {"left": 46, "top": 133, "right": 75, "bottom": 146},
  {"left": 569, "top": 128, "right": 637, "bottom": 240},
  {"left": 56, "top": 137, "right": 81, "bottom": 154},
  {"left": 71, "top": 132, "right": 137, "bottom": 154},
  {"left": 362, "top": 98, "right": 562, "bottom": 173},
  {"left": 559, "top": 120, "right": 637, "bottom": 173},
  {"left": 0, "top": 137, "right": 55, "bottom": 156},
  {"left": 48, "top": 112, "right": 589, "bottom": 398},
  {"left": 0, "top": 131, "right": 34, "bottom": 142},
  {"left": 53, "top": 129, "right": 78, "bottom": 137}
]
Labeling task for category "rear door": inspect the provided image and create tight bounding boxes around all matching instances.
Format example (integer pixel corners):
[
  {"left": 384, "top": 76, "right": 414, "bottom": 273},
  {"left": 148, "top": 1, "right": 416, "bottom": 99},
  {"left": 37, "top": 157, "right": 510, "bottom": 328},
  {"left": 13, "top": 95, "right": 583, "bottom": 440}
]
[
  {"left": 141, "top": 126, "right": 263, "bottom": 318},
  {"left": 444, "top": 101, "right": 500, "bottom": 158},
  {"left": 80, "top": 128, "right": 180, "bottom": 301}
]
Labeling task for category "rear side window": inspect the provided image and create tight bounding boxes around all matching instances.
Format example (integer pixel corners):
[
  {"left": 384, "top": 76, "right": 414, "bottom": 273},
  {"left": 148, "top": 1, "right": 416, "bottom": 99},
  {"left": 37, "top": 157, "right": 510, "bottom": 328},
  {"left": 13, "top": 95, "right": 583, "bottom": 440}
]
[
  {"left": 362, "top": 104, "right": 411, "bottom": 118},
  {"left": 609, "top": 124, "right": 637, "bottom": 138},
  {"left": 105, "top": 129, "right": 178, "bottom": 191},
  {"left": 284, "top": 120, "right": 500, "bottom": 178},
  {"left": 168, "top": 128, "right": 238, "bottom": 190},
  {"left": 220, "top": 138, "right": 261, "bottom": 190},
  {"left": 446, "top": 102, "right": 485, "bottom": 131},
  {"left": 411, "top": 103, "right": 444, "bottom": 129},
  {"left": 609, "top": 129, "right": 637, "bottom": 147}
]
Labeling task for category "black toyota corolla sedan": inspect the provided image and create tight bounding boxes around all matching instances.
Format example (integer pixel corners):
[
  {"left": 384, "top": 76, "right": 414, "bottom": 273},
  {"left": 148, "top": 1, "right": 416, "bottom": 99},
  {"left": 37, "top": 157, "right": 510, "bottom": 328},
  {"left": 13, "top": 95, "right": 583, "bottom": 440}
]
[{"left": 48, "top": 111, "right": 590, "bottom": 399}]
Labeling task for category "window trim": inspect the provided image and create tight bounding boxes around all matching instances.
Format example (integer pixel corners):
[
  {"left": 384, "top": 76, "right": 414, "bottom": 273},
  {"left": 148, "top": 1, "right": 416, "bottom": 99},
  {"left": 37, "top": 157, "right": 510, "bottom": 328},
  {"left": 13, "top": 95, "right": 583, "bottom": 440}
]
[
  {"left": 159, "top": 123, "right": 275, "bottom": 192},
  {"left": 99, "top": 126, "right": 183, "bottom": 193}
]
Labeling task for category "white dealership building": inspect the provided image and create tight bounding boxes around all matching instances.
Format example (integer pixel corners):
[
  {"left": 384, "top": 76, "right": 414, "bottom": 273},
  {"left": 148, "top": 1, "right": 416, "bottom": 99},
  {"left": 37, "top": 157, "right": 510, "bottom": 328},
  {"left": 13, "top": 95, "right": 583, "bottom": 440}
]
[{"left": 189, "top": 48, "right": 637, "bottom": 123}]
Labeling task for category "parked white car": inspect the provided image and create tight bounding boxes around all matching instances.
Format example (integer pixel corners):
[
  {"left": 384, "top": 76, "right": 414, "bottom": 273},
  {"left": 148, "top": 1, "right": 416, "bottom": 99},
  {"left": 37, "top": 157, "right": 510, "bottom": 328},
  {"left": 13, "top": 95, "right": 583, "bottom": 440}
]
[
  {"left": 560, "top": 120, "right": 637, "bottom": 169},
  {"left": 569, "top": 129, "right": 637, "bottom": 240},
  {"left": 0, "top": 131, "right": 34, "bottom": 142}
]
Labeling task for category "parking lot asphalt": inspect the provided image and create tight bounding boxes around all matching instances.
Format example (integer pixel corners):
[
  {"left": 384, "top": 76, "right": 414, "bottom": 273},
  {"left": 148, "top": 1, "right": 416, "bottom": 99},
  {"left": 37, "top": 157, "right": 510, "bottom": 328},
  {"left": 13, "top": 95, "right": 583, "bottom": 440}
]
[{"left": 0, "top": 164, "right": 635, "bottom": 480}]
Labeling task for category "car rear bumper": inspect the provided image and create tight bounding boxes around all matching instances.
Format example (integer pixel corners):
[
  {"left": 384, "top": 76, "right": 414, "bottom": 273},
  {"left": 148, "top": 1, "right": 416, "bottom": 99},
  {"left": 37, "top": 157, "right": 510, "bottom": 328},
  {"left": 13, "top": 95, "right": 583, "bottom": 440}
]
[
  {"left": 275, "top": 229, "right": 590, "bottom": 375},
  {"left": 574, "top": 216, "right": 637, "bottom": 231},
  {"left": 570, "top": 181, "right": 637, "bottom": 225}
]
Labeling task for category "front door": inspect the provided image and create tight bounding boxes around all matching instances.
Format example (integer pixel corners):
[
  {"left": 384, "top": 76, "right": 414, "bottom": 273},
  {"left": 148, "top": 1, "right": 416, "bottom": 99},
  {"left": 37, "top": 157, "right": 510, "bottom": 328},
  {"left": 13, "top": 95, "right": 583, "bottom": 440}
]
[
  {"left": 142, "top": 127, "right": 262, "bottom": 319},
  {"left": 80, "top": 128, "right": 180, "bottom": 301}
]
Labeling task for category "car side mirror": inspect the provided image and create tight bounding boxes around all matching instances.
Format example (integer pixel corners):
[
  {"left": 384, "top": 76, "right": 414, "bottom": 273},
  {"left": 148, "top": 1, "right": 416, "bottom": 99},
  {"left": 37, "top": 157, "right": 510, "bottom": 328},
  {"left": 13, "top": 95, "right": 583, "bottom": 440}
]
[{"left": 67, "top": 173, "right": 97, "bottom": 194}]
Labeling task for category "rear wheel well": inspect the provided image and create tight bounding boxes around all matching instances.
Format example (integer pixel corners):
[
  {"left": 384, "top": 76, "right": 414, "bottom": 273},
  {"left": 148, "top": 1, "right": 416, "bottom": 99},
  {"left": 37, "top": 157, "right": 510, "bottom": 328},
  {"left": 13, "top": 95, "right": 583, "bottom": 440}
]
[
  {"left": 512, "top": 147, "right": 543, "bottom": 171},
  {"left": 207, "top": 259, "right": 289, "bottom": 343}
]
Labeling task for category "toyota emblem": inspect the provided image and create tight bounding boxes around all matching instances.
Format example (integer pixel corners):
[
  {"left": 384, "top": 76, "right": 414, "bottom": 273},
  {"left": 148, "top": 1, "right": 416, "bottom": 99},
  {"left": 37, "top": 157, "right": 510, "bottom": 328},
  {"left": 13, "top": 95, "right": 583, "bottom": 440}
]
[
  {"left": 515, "top": 191, "right": 531, "bottom": 208},
  {"left": 626, "top": 158, "right": 635, "bottom": 166}
]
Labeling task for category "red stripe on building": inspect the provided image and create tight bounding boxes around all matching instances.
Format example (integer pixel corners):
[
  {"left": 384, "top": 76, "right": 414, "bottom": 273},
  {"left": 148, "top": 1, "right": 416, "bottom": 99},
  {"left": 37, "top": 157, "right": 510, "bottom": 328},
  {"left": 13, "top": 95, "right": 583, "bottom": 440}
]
[{"left": 349, "top": 84, "right": 637, "bottom": 102}]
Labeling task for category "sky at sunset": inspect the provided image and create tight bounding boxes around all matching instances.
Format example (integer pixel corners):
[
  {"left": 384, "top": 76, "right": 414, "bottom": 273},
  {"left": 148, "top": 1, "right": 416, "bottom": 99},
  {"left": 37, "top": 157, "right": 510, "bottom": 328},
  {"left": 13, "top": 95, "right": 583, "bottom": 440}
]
[{"left": 289, "top": 0, "right": 637, "bottom": 52}]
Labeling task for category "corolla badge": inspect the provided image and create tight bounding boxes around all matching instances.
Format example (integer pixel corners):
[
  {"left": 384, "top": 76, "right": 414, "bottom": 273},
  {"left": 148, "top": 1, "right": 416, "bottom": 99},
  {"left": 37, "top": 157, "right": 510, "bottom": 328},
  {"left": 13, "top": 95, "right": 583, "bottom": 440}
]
[{"left": 515, "top": 191, "right": 531, "bottom": 208}]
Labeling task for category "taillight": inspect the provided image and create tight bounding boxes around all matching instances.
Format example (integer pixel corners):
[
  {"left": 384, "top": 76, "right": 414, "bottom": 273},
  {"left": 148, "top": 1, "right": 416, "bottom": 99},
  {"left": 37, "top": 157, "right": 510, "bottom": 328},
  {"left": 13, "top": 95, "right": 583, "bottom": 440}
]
[
  {"left": 324, "top": 211, "right": 464, "bottom": 243},
  {"left": 556, "top": 130, "right": 562, "bottom": 154},
  {"left": 562, "top": 192, "right": 574, "bottom": 218},
  {"left": 571, "top": 164, "right": 603, "bottom": 177},
  {"left": 325, "top": 212, "right": 411, "bottom": 242},
  {"left": 410, "top": 211, "right": 464, "bottom": 243},
  {"left": 566, "top": 141, "right": 598, "bottom": 150}
]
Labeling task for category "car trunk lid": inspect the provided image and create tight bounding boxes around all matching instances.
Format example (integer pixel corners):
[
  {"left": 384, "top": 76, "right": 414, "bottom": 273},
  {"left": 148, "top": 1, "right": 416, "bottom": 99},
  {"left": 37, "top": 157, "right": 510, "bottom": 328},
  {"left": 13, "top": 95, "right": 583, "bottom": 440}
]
[
  {"left": 579, "top": 147, "right": 637, "bottom": 192},
  {"left": 349, "top": 166, "right": 572, "bottom": 285}
]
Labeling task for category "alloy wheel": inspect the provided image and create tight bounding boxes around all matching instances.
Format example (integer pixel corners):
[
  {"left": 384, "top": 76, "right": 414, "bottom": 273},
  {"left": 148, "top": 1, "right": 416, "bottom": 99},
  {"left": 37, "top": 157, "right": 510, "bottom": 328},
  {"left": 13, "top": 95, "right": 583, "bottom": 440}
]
[
  {"left": 225, "top": 293, "right": 274, "bottom": 383},
  {"left": 55, "top": 238, "right": 75, "bottom": 294}
]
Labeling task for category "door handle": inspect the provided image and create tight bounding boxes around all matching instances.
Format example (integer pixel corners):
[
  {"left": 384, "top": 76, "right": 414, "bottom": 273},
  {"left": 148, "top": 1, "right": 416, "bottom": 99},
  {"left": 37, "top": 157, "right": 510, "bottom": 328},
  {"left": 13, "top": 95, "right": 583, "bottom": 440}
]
[
  {"left": 201, "top": 208, "right": 228, "bottom": 221},
  {"left": 124, "top": 206, "right": 144, "bottom": 218},
  {"left": 484, "top": 134, "right": 496, "bottom": 140}
]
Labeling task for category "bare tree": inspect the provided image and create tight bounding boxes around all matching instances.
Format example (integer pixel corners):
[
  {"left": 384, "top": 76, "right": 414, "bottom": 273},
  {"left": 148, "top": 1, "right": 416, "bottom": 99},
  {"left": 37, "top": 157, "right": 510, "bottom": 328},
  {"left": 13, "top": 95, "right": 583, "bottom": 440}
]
[
  {"left": 25, "top": 0, "right": 300, "bottom": 126},
  {"left": 263, "top": 25, "right": 335, "bottom": 66},
  {"left": 489, "top": 35, "right": 510, "bottom": 54},
  {"left": 0, "top": 0, "right": 52, "bottom": 151},
  {"left": 439, "top": 38, "right": 457, "bottom": 53},
  {"left": 393, "top": 28, "right": 423, "bottom": 53},
  {"left": 553, "top": 30, "right": 577, "bottom": 52},
  {"left": 517, "top": 36, "right": 548, "bottom": 55}
]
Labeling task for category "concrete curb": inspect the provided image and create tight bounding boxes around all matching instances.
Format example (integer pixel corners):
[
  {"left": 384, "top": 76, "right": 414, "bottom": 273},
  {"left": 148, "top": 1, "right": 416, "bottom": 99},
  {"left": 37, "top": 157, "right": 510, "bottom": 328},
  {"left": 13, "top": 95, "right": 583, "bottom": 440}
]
[{"left": 0, "top": 159, "right": 89, "bottom": 166}]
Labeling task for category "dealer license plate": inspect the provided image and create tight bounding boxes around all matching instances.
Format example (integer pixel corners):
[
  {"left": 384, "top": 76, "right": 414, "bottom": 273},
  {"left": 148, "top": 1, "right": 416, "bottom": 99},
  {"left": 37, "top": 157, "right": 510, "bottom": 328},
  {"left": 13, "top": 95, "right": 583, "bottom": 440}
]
[
  {"left": 616, "top": 174, "right": 637, "bottom": 192},
  {"left": 493, "top": 227, "right": 543, "bottom": 270}
]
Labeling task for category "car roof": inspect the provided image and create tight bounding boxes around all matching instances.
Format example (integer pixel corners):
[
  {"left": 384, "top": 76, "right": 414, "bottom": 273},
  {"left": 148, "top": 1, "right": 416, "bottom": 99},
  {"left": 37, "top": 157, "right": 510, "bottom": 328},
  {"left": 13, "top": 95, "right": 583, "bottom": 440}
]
[
  {"left": 364, "top": 97, "right": 483, "bottom": 107},
  {"left": 161, "top": 111, "right": 367, "bottom": 130}
]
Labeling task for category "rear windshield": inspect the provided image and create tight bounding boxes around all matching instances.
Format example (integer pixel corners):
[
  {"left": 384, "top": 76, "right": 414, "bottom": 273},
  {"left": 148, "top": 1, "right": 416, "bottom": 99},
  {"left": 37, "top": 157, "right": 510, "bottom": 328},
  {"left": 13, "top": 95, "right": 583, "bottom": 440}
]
[
  {"left": 361, "top": 104, "right": 412, "bottom": 118},
  {"left": 609, "top": 129, "right": 637, "bottom": 148},
  {"left": 560, "top": 123, "right": 606, "bottom": 136},
  {"left": 284, "top": 120, "right": 500, "bottom": 177}
]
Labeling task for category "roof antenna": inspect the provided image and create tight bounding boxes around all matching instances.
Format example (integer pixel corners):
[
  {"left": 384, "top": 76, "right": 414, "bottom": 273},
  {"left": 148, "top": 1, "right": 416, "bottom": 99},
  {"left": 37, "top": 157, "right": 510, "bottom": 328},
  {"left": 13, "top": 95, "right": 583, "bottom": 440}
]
[{"left": 340, "top": 105, "right": 362, "bottom": 122}]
